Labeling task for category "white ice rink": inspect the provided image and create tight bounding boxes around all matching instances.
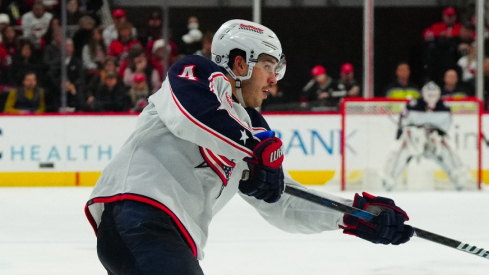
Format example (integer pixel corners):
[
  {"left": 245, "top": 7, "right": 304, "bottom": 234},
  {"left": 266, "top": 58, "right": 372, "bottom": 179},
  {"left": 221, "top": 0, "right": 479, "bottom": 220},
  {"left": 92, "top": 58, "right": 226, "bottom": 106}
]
[{"left": 1, "top": 186, "right": 488, "bottom": 275}]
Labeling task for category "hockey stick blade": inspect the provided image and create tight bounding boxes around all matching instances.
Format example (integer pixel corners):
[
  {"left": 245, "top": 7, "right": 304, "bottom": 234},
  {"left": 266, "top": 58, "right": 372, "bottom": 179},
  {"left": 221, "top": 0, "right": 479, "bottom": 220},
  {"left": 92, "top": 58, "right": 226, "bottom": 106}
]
[{"left": 284, "top": 185, "right": 489, "bottom": 260}]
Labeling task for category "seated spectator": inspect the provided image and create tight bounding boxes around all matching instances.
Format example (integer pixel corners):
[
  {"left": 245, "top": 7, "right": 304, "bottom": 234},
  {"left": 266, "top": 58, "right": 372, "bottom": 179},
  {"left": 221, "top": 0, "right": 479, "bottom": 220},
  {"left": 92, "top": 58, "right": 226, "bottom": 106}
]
[
  {"left": 140, "top": 10, "right": 162, "bottom": 47},
  {"left": 0, "top": 13, "right": 10, "bottom": 42},
  {"left": 423, "top": 7, "right": 462, "bottom": 85},
  {"left": 10, "top": 40, "right": 46, "bottom": 86},
  {"left": 0, "top": 25, "right": 17, "bottom": 83},
  {"left": 194, "top": 31, "right": 213, "bottom": 60},
  {"left": 301, "top": 65, "right": 335, "bottom": 109},
  {"left": 149, "top": 39, "right": 165, "bottom": 82},
  {"left": 82, "top": 27, "right": 106, "bottom": 74},
  {"left": 45, "top": 38, "right": 83, "bottom": 87},
  {"left": 441, "top": 69, "right": 471, "bottom": 98},
  {"left": 42, "top": 26, "right": 62, "bottom": 67},
  {"left": 2, "top": 25, "right": 20, "bottom": 58},
  {"left": 40, "top": 16, "right": 60, "bottom": 47},
  {"left": 62, "top": 80, "right": 85, "bottom": 112},
  {"left": 334, "top": 62, "right": 361, "bottom": 97},
  {"left": 128, "top": 73, "right": 149, "bottom": 113},
  {"left": 457, "top": 22, "right": 475, "bottom": 57},
  {"left": 108, "top": 21, "right": 141, "bottom": 62},
  {"left": 72, "top": 15, "right": 96, "bottom": 59},
  {"left": 122, "top": 45, "right": 159, "bottom": 93},
  {"left": 3, "top": 71, "right": 45, "bottom": 114},
  {"left": 21, "top": 1, "right": 53, "bottom": 50},
  {"left": 86, "top": 72, "right": 129, "bottom": 112},
  {"left": 103, "top": 8, "right": 137, "bottom": 48},
  {"left": 86, "top": 56, "right": 118, "bottom": 96},
  {"left": 457, "top": 41, "right": 476, "bottom": 90},
  {"left": 45, "top": 38, "right": 84, "bottom": 111},
  {"left": 180, "top": 16, "right": 203, "bottom": 55},
  {"left": 423, "top": 7, "right": 461, "bottom": 41},
  {"left": 142, "top": 11, "right": 178, "bottom": 66},
  {"left": 0, "top": 41, "right": 9, "bottom": 83},
  {"left": 384, "top": 62, "right": 420, "bottom": 99},
  {"left": 66, "top": 0, "right": 84, "bottom": 26}
]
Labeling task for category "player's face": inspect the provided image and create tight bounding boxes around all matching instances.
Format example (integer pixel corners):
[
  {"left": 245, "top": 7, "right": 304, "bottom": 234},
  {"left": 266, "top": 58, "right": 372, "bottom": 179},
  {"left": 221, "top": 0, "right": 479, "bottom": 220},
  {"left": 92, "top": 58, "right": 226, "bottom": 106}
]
[{"left": 241, "top": 55, "right": 278, "bottom": 107}]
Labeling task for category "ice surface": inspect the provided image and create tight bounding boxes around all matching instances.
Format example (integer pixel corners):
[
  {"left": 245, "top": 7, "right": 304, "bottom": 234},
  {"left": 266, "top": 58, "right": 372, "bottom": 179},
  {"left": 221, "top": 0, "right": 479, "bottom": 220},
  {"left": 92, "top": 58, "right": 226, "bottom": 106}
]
[{"left": 0, "top": 186, "right": 488, "bottom": 275}]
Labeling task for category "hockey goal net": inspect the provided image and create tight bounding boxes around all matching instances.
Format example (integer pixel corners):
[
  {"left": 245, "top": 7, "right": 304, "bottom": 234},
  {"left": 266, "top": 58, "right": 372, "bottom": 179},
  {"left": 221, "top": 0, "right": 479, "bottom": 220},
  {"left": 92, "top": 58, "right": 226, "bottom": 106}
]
[{"left": 340, "top": 97, "right": 482, "bottom": 191}]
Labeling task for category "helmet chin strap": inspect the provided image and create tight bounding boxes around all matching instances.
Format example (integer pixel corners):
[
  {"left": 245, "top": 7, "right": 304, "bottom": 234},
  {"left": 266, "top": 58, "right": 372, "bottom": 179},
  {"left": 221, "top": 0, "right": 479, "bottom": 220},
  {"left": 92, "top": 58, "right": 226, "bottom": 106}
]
[
  {"left": 223, "top": 64, "right": 250, "bottom": 108},
  {"left": 235, "top": 79, "right": 247, "bottom": 107},
  {"left": 224, "top": 61, "right": 256, "bottom": 108}
]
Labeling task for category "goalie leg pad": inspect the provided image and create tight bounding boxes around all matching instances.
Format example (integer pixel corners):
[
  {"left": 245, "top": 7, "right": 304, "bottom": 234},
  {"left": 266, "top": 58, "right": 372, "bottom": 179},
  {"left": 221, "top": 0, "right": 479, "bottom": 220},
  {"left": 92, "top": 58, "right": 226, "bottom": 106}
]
[
  {"left": 382, "top": 127, "right": 427, "bottom": 191},
  {"left": 382, "top": 140, "right": 414, "bottom": 191},
  {"left": 425, "top": 134, "right": 470, "bottom": 190}
]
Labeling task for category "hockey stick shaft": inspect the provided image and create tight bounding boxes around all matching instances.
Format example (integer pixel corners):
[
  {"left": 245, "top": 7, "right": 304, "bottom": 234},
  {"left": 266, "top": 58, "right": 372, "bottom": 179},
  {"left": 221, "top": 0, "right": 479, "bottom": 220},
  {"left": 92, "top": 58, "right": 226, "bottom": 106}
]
[{"left": 284, "top": 185, "right": 489, "bottom": 260}]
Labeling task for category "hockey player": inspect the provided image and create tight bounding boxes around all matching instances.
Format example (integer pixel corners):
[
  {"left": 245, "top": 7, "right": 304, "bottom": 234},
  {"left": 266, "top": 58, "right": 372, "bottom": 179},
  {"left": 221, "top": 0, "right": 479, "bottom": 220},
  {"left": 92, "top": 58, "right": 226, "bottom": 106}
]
[
  {"left": 85, "top": 19, "right": 414, "bottom": 274},
  {"left": 382, "top": 81, "right": 469, "bottom": 191}
]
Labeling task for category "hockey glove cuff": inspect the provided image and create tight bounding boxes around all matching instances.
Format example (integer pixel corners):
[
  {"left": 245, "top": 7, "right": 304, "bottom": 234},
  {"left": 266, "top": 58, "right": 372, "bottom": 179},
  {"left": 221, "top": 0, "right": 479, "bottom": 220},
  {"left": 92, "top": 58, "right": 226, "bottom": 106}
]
[{"left": 341, "top": 192, "right": 414, "bottom": 245}]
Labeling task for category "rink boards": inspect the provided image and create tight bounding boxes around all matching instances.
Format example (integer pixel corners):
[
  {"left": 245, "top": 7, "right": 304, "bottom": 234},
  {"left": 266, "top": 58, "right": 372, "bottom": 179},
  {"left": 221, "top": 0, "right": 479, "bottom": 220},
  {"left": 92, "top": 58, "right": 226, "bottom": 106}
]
[{"left": 0, "top": 113, "right": 488, "bottom": 187}]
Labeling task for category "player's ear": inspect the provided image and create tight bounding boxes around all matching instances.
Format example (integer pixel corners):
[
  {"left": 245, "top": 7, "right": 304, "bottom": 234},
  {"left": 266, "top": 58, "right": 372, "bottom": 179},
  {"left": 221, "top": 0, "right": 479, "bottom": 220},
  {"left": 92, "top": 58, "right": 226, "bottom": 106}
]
[{"left": 233, "top": 55, "right": 247, "bottom": 77}]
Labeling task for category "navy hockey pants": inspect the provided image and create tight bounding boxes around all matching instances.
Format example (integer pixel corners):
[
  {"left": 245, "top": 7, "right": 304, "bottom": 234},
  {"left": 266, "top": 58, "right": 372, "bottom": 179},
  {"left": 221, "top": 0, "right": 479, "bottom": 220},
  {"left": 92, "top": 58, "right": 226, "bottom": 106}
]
[{"left": 97, "top": 199, "right": 204, "bottom": 275}]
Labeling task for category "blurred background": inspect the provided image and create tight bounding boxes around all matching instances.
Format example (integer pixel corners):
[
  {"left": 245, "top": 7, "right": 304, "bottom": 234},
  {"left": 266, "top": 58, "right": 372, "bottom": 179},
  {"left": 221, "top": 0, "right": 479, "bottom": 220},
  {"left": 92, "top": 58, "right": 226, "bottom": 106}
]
[
  {"left": 0, "top": 0, "right": 487, "bottom": 113},
  {"left": 0, "top": 0, "right": 488, "bottom": 190}
]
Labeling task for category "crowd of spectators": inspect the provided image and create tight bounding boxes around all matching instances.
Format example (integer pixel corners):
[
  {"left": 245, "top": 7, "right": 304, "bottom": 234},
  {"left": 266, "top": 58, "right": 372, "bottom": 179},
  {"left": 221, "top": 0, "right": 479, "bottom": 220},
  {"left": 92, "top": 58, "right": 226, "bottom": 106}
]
[
  {"left": 297, "top": 6, "right": 489, "bottom": 112},
  {"left": 0, "top": 0, "right": 211, "bottom": 115},
  {"left": 0, "top": 3, "right": 488, "bottom": 114},
  {"left": 297, "top": 63, "right": 361, "bottom": 111}
]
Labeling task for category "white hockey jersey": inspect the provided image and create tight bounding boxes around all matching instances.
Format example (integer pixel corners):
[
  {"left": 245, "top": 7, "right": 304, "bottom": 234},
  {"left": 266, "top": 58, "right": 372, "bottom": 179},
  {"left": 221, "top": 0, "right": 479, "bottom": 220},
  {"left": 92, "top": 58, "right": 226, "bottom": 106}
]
[{"left": 85, "top": 55, "right": 348, "bottom": 260}]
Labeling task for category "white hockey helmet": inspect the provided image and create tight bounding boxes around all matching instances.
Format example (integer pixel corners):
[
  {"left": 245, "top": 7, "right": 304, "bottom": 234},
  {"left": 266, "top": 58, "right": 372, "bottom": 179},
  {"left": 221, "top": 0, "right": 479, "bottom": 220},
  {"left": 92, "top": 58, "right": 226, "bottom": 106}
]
[
  {"left": 421, "top": 81, "right": 441, "bottom": 108},
  {"left": 211, "top": 19, "right": 286, "bottom": 105}
]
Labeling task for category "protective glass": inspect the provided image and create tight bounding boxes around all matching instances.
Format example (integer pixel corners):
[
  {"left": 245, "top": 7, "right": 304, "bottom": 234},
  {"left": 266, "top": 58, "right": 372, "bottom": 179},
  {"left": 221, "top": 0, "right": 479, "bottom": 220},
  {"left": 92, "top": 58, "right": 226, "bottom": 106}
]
[{"left": 275, "top": 54, "right": 286, "bottom": 81}]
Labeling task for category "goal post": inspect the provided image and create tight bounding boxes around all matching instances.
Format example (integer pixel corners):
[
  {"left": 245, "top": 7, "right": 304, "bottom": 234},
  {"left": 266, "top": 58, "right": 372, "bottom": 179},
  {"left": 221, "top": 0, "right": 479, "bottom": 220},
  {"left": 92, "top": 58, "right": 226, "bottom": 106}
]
[{"left": 340, "top": 97, "right": 482, "bottom": 191}]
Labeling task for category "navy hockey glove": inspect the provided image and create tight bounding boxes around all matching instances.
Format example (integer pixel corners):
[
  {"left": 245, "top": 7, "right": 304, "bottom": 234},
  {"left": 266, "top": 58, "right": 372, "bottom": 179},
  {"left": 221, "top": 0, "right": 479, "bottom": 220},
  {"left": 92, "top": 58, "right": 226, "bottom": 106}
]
[
  {"left": 239, "top": 132, "right": 285, "bottom": 203},
  {"left": 341, "top": 192, "right": 414, "bottom": 245}
]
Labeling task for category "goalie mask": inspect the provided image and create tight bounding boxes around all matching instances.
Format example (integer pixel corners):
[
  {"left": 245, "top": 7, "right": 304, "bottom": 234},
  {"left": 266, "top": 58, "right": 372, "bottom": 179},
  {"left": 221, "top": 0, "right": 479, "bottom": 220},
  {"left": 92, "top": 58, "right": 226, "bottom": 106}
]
[
  {"left": 211, "top": 19, "right": 286, "bottom": 107},
  {"left": 421, "top": 81, "right": 441, "bottom": 109}
]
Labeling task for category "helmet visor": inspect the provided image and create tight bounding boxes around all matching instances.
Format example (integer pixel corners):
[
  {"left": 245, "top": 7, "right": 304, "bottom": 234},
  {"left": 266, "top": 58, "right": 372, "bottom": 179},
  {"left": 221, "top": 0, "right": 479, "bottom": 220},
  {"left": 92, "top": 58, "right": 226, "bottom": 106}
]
[{"left": 275, "top": 54, "right": 286, "bottom": 81}]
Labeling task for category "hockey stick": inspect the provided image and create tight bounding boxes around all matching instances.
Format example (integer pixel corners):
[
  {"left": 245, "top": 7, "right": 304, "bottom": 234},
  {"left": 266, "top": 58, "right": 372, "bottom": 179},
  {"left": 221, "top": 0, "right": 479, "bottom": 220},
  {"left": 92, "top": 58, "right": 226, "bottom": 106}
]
[{"left": 284, "top": 184, "right": 489, "bottom": 260}]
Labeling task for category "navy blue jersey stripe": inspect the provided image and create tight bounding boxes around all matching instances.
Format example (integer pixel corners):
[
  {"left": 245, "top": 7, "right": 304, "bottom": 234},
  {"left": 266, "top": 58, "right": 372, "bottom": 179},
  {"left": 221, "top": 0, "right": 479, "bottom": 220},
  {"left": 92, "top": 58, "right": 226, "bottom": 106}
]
[{"left": 168, "top": 55, "right": 256, "bottom": 152}]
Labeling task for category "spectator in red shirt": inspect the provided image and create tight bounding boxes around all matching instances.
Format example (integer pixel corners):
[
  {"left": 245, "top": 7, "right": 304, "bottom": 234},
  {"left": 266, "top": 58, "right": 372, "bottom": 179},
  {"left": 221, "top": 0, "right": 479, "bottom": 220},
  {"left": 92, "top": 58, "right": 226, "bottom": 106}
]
[
  {"left": 423, "top": 7, "right": 463, "bottom": 85},
  {"left": 103, "top": 8, "right": 137, "bottom": 48},
  {"left": 108, "top": 21, "right": 141, "bottom": 62},
  {"left": 334, "top": 63, "right": 361, "bottom": 97},
  {"left": 423, "top": 7, "right": 461, "bottom": 41}
]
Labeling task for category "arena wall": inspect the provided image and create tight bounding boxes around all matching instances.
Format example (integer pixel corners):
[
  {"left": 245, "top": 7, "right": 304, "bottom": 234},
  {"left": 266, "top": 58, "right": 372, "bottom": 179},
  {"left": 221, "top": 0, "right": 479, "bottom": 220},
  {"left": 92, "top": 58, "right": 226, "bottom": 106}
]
[{"left": 0, "top": 113, "right": 487, "bottom": 187}]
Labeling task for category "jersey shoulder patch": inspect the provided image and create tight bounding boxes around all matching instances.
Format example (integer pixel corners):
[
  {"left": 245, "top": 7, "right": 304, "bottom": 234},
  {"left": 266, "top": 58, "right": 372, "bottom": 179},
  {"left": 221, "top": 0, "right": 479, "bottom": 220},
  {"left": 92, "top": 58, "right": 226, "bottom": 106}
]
[
  {"left": 170, "top": 55, "right": 223, "bottom": 82},
  {"left": 177, "top": 65, "right": 198, "bottom": 81}
]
